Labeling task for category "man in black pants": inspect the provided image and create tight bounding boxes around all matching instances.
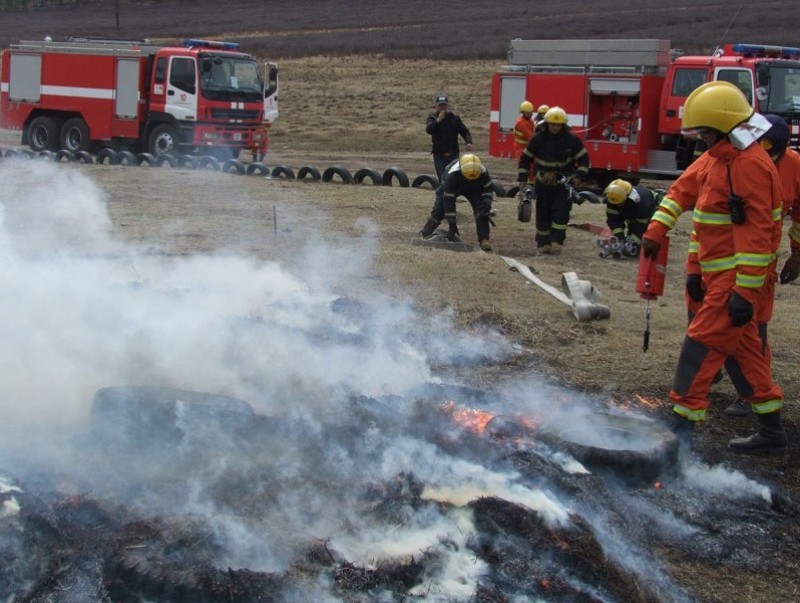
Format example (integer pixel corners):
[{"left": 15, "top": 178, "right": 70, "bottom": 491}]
[
  {"left": 419, "top": 154, "right": 494, "bottom": 251},
  {"left": 517, "top": 106, "right": 590, "bottom": 254},
  {"left": 425, "top": 95, "right": 474, "bottom": 182}
]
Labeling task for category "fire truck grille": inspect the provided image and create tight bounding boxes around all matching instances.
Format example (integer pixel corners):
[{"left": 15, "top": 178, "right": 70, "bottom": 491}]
[{"left": 210, "top": 108, "right": 261, "bottom": 121}]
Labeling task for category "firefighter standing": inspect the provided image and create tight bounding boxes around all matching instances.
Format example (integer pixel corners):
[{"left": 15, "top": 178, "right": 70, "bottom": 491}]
[
  {"left": 516, "top": 106, "right": 590, "bottom": 254},
  {"left": 425, "top": 95, "right": 474, "bottom": 182},
  {"left": 418, "top": 153, "right": 495, "bottom": 251},
  {"left": 602, "top": 179, "right": 659, "bottom": 257},
  {"left": 514, "top": 101, "right": 536, "bottom": 184},
  {"left": 534, "top": 104, "right": 549, "bottom": 132},
  {"left": 642, "top": 81, "right": 787, "bottom": 454}
]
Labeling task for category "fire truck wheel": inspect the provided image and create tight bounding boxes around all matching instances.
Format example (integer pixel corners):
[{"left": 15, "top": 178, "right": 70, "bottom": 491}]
[
  {"left": 296, "top": 165, "right": 321, "bottom": 181},
  {"left": 155, "top": 154, "right": 177, "bottom": 168},
  {"left": 271, "top": 165, "right": 296, "bottom": 180},
  {"left": 55, "top": 149, "right": 75, "bottom": 162},
  {"left": 382, "top": 166, "right": 410, "bottom": 187},
  {"left": 246, "top": 162, "right": 270, "bottom": 176},
  {"left": 198, "top": 155, "right": 221, "bottom": 171},
  {"left": 177, "top": 155, "right": 198, "bottom": 169},
  {"left": 148, "top": 123, "right": 179, "bottom": 157},
  {"left": 411, "top": 174, "right": 439, "bottom": 189},
  {"left": 222, "top": 159, "right": 246, "bottom": 174},
  {"left": 322, "top": 165, "right": 353, "bottom": 184},
  {"left": 507, "top": 185, "right": 520, "bottom": 198},
  {"left": 96, "top": 148, "right": 117, "bottom": 165},
  {"left": 136, "top": 152, "right": 156, "bottom": 166},
  {"left": 537, "top": 412, "right": 679, "bottom": 484},
  {"left": 353, "top": 167, "right": 383, "bottom": 185},
  {"left": 116, "top": 150, "right": 137, "bottom": 166},
  {"left": 60, "top": 117, "right": 91, "bottom": 153},
  {"left": 28, "top": 115, "right": 63, "bottom": 152}
]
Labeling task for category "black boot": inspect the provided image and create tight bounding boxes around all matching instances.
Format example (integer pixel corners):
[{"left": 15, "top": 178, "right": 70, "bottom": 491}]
[
  {"left": 420, "top": 218, "right": 439, "bottom": 238},
  {"left": 668, "top": 412, "right": 695, "bottom": 453},
  {"left": 728, "top": 411, "right": 788, "bottom": 454}
]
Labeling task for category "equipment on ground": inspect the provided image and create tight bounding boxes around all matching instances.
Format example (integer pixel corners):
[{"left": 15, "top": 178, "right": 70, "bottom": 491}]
[
  {"left": 489, "top": 39, "right": 800, "bottom": 181},
  {"left": 636, "top": 236, "right": 670, "bottom": 352},
  {"left": 597, "top": 235, "right": 639, "bottom": 259},
  {"left": 1, "top": 37, "right": 279, "bottom": 157}
]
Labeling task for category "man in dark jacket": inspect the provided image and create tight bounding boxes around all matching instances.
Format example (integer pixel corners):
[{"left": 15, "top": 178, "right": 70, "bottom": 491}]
[
  {"left": 419, "top": 153, "right": 494, "bottom": 251},
  {"left": 517, "top": 106, "right": 590, "bottom": 254},
  {"left": 603, "top": 179, "right": 660, "bottom": 256},
  {"left": 426, "top": 95, "right": 474, "bottom": 182}
]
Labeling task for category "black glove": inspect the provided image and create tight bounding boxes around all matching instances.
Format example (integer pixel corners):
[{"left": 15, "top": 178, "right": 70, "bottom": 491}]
[
  {"left": 686, "top": 274, "right": 705, "bottom": 303},
  {"left": 642, "top": 237, "right": 661, "bottom": 259},
  {"left": 728, "top": 291, "right": 753, "bottom": 327},
  {"left": 780, "top": 251, "right": 800, "bottom": 284}
]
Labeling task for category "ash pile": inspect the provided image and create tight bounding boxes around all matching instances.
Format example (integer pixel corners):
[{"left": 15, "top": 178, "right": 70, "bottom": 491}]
[{"left": 1, "top": 383, "right": 795, "bottom": 603}]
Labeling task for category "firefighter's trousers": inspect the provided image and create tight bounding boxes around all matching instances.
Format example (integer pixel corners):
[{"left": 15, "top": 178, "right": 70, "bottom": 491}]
[
  {"left": 671, "top": 278, "right": 782, "bottom": 421},
  {"left": 425, "top": 185, "right": 491, "bottom": 241},
  {"left": 534, "top": 182, "right": 570, "bottom": 246}
]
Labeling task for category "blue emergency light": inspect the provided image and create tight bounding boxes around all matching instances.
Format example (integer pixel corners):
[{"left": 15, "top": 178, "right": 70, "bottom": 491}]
[
  {"left": 182, "top": 39, "right": 241, "bottom": 51},
  {"left": 731, "top": 43, "right": 800, "bottom": 59}
]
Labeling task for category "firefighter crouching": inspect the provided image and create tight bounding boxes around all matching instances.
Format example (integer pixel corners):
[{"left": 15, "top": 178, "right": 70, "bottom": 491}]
[
  {"left": 600, "top": 179, "right": 659, "bottom": 258},
  {"left": 419, "top": 153, "right": 495, "bottom": 251},
  {"left": 516, "top": 106, "right": 590, "bottom": 254},
  {"left": 641, "top": 81, "right": 787, "bottom": 454}
]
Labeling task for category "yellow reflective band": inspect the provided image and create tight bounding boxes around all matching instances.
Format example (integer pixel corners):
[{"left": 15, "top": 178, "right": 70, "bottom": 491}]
[
  {"left": 699, "top": 255, "right": 736, "bottom": 272},
  {"left": 634, "top": 217, "right": 650, "bottom": 224},
  {"left": 688, "top": 240, "right": 699, "bottom": 253},
  {"left": 536, "top": 159, "right": 562, "bottom": 168},
  {"left": 735, "top": 252, "right": 773, "bottom": 267},
  {"left": 628, "top": 234, "right": 642, "bottom": 244},
  {"left": 552, "top": 222, "right": 567, "bottom": 231},
  {"left": 789, "top": 223, "right": 800, "bottom": 244},
  {"left": 607, "top": 208, "right": 621, "bottom": 215},
  {"left": 736, "top": 273, "right": 766, "bottom": 288},
  {"left": 660, "top": 196, "right": 683, "bottom": 216},
  {"left": 693, "top": 209, "right": 732, "bottom": 225},
  {"left": 653, "top": 210, "right": 677, "bottom": 229},
  {"left": 751, "top": 400, "right": 783, "bottom": 414},
  {"left": 612, "top": 228, "right": 625, "bottom": 236},
  {"left": 536, "top": 228, "right": 549, "bottom": 236},
  {"left": 773, "top": 207, "right": 783, "bottom": 221},
  {"left": 673, "top": 405, "right": 706, "bottom": 422}
]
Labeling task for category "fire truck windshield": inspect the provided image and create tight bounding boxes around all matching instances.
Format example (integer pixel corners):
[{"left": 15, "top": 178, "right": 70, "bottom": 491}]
[
  {"left": 757, "top": 65, "right": 800, "bottom": 114},
  {"left": 199, "top": 54, "right": 264, "bottom": 102}
]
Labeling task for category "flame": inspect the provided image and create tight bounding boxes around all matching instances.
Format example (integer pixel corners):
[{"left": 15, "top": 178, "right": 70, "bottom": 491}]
[
  {"left": 441, "top": 400, "right": 495, "bottom": 435},
  {"left": 604, "top": 393, "right": 666, "bottom": 412}
]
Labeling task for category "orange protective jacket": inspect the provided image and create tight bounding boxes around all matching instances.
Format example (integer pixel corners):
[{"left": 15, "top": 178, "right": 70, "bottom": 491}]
[
  {"left": 513, "top": 115, "right": 535, "bottom": 159},
  {"left": 685, "top": 145, "right": 800, "bottom": 320}
]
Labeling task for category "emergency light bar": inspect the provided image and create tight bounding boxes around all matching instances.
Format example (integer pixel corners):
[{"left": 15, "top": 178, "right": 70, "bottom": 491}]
[
  {"left": 729, "top": 43, "right": 800, "bottom": 59},
  {"left": 182, "top": 39, "right": 241, "bottom": 51}
]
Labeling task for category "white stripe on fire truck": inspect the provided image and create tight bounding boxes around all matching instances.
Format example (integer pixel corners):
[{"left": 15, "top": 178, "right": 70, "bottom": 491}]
[
  {"left": 488, "top": 110, "right": 586, "bottom": 127},
  {"left": 0, "top": 83, "right": 8, "bottom": 93},
  {"left": 41, "top": 85, "right": 113, "bottom": 100}
]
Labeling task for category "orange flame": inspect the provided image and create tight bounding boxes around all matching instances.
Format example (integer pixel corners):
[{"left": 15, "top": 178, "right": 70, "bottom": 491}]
[{"left": 441, "top": 400, "right": 495, "bottom": 435}]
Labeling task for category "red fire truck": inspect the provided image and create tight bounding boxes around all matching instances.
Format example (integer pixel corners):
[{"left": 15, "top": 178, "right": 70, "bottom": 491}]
[
  {"left": 489, "top": 39, "right": 800, "bottom": 184},
  {"left": 0, "top": 37, "right": 278, "bottom": 158}
]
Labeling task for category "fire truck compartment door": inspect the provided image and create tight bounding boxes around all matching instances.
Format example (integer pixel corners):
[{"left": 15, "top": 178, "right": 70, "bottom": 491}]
[
  {"left": 9, "top": 53, "right": 41, "bottom": 102},
  {"left": 500, "top": 76, "right": 527, "bottom": 131},
  {"left": 115, "top": 58, "right": 140, "bottom": 119},
  {"left": 589, "top": 79, "right": 640, "bottom": 96}
]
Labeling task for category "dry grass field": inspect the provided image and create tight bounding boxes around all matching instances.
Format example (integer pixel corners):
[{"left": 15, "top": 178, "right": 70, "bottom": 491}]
[{"left": 2, "top": 2, "right": 800, "bottom": 602}]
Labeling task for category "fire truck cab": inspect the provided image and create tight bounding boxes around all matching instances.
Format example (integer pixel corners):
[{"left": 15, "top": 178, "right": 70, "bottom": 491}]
[
  {"left": 489, "top": 39, "right": 800, "bottom": 184},
  {"left": 1, "top": 37, "right": 278, "bottom": 158}
]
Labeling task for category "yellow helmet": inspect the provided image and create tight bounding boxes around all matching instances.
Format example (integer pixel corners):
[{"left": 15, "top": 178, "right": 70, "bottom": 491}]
[
  {"left": 537, "top": 104, "right": 550, "bottom": 114},
  {"left": 544, "top": 106, "right": 568, "bottom": 124},
  {"left": 520, "top": 100, "right": 534, "bottom": 114},
  {"left": 459, "top": 153, "right": 483, "bottom": 180},
  {"left": 681, "top": 80, "right": 753, "bottom": 135},
  {"left": 604, "top": 179, "right": 633, "bottom": 205}
]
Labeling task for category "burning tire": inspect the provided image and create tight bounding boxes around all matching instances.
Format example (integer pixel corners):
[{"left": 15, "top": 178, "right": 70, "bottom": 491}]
[
  {"left": 90, "top": 386, "right": 256, "bottom": 450},
  {"left": 537, "top": 412, "right": 678, "bottom": 483}
]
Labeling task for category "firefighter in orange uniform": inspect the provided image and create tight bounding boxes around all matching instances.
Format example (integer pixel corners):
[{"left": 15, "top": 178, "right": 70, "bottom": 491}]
[
  {"left": 514, "top": 101, "right": 536, "bottom": 184},
  {"left": 642, "top": 81, "right": 787, "bottom": 454},
  {"left": 251, "top": 125, "right": 268, "bottom": 163},
  {"left": 701, "top": 114, "right": 800, "bottom": 416}
]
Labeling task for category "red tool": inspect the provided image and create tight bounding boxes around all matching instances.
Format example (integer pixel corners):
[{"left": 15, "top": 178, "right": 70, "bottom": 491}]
[{"left": 635, "top": 236, "right": 670, "bottom": 351}]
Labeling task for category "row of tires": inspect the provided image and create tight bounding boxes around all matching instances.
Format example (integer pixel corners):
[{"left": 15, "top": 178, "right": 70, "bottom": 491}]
[{"left": 0, "top": 146, "right": 521, "bottom": 196}]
